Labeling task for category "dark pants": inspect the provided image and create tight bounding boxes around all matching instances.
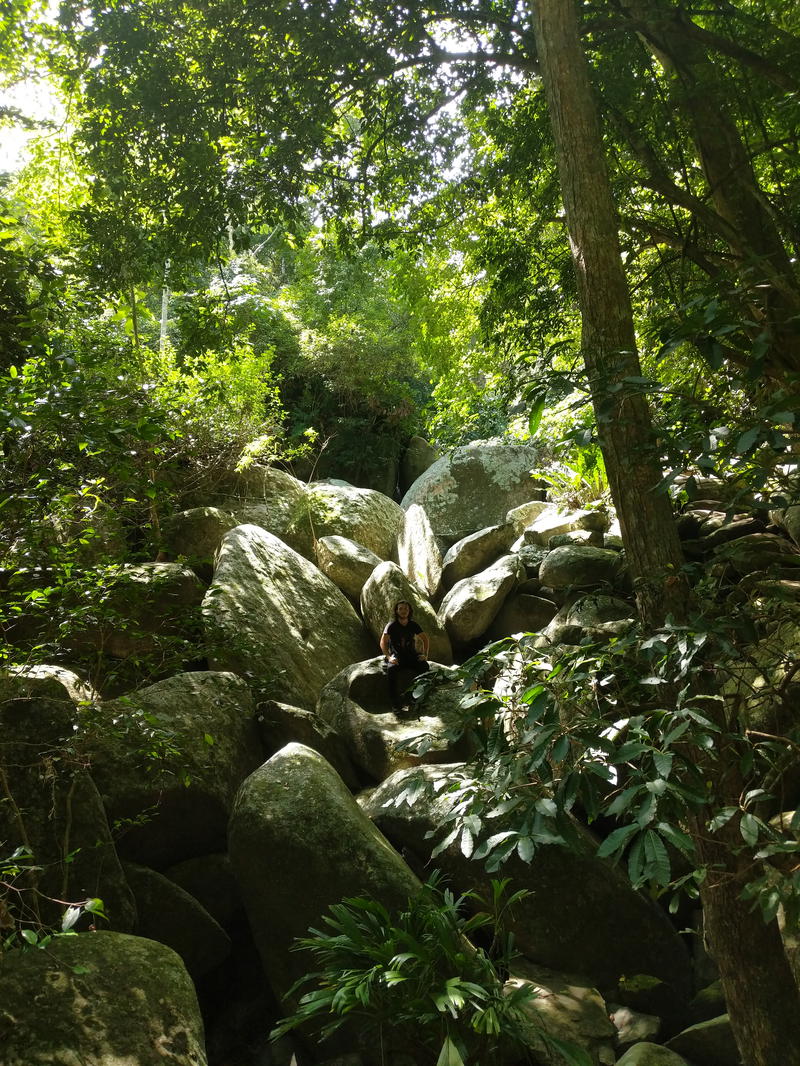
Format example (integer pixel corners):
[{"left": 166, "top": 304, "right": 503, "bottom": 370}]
[{"left": 386, "top": 658, "right": 429, "bottom": 707}]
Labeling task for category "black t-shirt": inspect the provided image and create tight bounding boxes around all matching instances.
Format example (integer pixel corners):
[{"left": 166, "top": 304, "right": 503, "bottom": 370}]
[{"left": 383, "top": 619, "right": 423, "bottom": 662}]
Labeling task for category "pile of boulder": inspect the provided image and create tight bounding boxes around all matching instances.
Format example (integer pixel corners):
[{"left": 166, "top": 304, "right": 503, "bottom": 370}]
[{"left": 3, "top": 440, "right": 800, "bottom": 1066}]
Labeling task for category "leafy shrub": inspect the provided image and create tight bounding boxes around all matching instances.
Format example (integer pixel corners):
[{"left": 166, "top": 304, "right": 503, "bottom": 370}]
[{"left": 273, "top": 874, "right": 588, "bottom": 1066}]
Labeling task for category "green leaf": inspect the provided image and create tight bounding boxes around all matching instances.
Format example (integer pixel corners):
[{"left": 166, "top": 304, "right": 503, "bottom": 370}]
[
  {"left": 436, "top": 1035, "right": 465, "bottom": 1066},
  {"left": 736, "top": 427, "right": 760, "bottom": 453},
  {"left": 740, "top": 812, "right": 760, "bottom": 846},
  {"left": 596, "top": 823, "right": 638, "bottom": 859},
  {"left": 643, "top": 830, "right": 671, "bottom": 885}
]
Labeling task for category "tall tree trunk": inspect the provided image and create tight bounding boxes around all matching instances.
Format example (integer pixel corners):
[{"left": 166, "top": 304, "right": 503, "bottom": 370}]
[{"left": 530, "top": 0, "right": 687, "bottom": 628}]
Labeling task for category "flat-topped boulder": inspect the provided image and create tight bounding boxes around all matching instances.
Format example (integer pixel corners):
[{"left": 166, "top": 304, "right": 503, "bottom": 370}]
[
  {"left": 441, "top": 522, "right": 515, "bottom": 588},
  {"left": 286, "top": 481, "right": 405, "bottom": 560},
  {"left": 438, "top": 554, "right": 523, "bottom": 645}
]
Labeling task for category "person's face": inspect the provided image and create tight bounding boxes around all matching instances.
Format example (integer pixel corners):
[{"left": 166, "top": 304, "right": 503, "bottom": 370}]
[{"left": 396, "top": 602, "right": 411, "bottom": 622}]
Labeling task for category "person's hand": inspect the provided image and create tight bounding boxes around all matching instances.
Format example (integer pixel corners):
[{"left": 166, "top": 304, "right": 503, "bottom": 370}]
[{"left": 387, "top": 655, "right": 398, "bottom": 665}]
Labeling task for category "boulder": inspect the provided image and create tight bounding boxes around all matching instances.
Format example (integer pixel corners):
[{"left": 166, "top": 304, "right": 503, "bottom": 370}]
[
  {"left": 257, "top": 698, "right": 361, "bottom": 788},
  {"left": 508, "top": 960, "right": 616, "bottom": 1066},
  {"left": 665, "top": 1015, "right": 738, "bottom": 1066},
  {"left": 400, "top": 443, "right": 544, "bottom": 540},
  {"left": 539, "top": 545, "right": 624, "bottom": 590},
  {"left": 540, "top": 593, "right": 636, "bottom": 644},
  {"left": 521, "top": 507, "right": 605, "bottom": 547},
  {"left": 123, "top": 862, "right": 231, "bottom": 979},
  {"left": 438, "top": 554, "right": 523, "bottom": 645},
  {"left": 713, "top": 532, "right": 800, "bottom": 577},
  {"left": 161, "top": 506, "right": 237, "bottom": 575},
  {"left": 506, "top": 499, "right": 554, "bottom": 536},
  {"left": 316, "top": 659, "right": 473, "bottom": 782},
  {"left": 165, "top": 853, "right": 242, "bottom": 930},
  {"left": 548, "top": 529, "right": 603, "bottom": 549},
  {"left": 84, "top": 671, "right": 262, "bottom": 868},
  {"left": 771, "top": 503, "right": 800, "bottom": 548},
  {"left": 488, "top": 592, "right": 559, "bottom": 640},
  {"left": 400, "top": 435, "right": 439, "bottom": 493},
  {"left": 0, "top": 671, "right": 136, "bottom": 932},
  {"left": 286, "top": 482, "right": 405, "bottom": 560},
  {"left": 441, "top": 522, "right": 514, "bottom": 588},
  {"left": 616, "top": 1046, "right": 690, "bottom": 1066},
  {"left": 204, "top": 525, "right": 374, "bottom": 709},
  {"left": 70, "top": 562, "right": 205, "bottom": 659},
  {"left": 360, "top": 561, "right": 452, "bottom": 665},
  {"left": 0, "top": 930, "right": 207, "bottom": 1066},
  {"left": 228, "top": 743, "right": 421, "bottom": 1004},
  {"left": 396, "top": 503, "right": 443, "bottom": 600},
  {"left": 315, "top": 535, "right": 383, "bottom": 602},
  {"left": 363, "top": 764, "right": 692, "bottom": 993}
]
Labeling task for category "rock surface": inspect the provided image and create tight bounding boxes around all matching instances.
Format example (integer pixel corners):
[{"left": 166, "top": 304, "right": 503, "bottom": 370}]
[
  {"left": 364, "top": 764, "right": 691, "bottom": 993},
  {"left": 85, "top": 670, "right": 262, "bottom": 867},
  {"left": 400, "top": 442, "right": 544, "bottom": 539},
  {"left": 0, "top": 930, "right": 208, "bottom": 1066},
  {"left": 317, "top": 658, "right": 472, "bottom": 781},
  {"left": 315, "top": 534, "right": 383, "bottom": 602},
  {"left": 396, "top": 503, "right": 443, "bottom": 600},
  {"left": 204, "top": 524, "right": 373, "bottom": 708},
  {"left": 438, "top": 553, "right": 522, "bottom": 645},
  {"left": 441, "top": 522, "right": 514, "bottom": 588},
  {"left": 539, "top": 544, "right": 624, "bottom": 590},
  {"left": 228, "top": 743, "right": 421, "bottom": 1004},
  {"left": 288, "top": 481, "right": 405, "bottom": 560}
]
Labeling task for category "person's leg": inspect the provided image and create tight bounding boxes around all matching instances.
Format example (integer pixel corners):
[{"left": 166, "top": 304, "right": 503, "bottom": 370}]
[
  {"left": 386, "top": 662, "right": 402, "bottom": 708},
  {"left": 403, "top": 660, "right": 430, "bottom": 706}
]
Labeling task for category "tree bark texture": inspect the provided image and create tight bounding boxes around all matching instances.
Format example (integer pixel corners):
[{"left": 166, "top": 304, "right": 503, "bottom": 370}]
[
  {"left": 530, "top": 0, "right": 688, "bottom": 628},
  {"left": 692, "top": 815, "right": 800, "bottom": 1066}
]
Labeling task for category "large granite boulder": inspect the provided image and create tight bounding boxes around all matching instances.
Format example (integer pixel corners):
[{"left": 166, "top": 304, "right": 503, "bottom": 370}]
[
  {"left": 665, "top": 1016, "right": 738, "bottom": 1066},
  {"left": 209, "top": 463, "right": 308, "bottom": 544},
  {"left": 165, "top": 853, "right": 242, "bottom": 930},
  {"left": 84, "top": 671, "right": 262, "bottom": 868},
  {"left": 228, "top": 743, "right": 421, "bottom": 1005},
  {"left": 360, "top": 560, "right": 453, "bottom": 665},
  {"left": 204, "top": 525, "right": 374, "bottom": 708},
  {"left": 315, "top": 534, "right": 383, "bottom": 602},
  {"left": 286, "top": 481, "right": 405, "bottom": 560},
  {"left": 438, "top": 554, "right": 523, "bottom": 645},
  {"left": 539, "top": 544, "right": 624, "bottom": 590},
  {"left": 400, "top": 443, "right": 544, "bottom": 540},
  {"left": 520, "top": 507, "right": 608, "bottom": 548},
  {"left": 396, "top": 503, "right": 443, "bottom": 600},
  {"left": 0, "top": 930, "right": 207, "bottom": 1066},
  {"left": 317, "top": 658, "right": 472, "bottom": 781},
  {"left": 0, "top": 670, "right": 136, "bottom": 932},
  {"left": 363, "top": 764, "right": 692, "bottom": 994},
  {"left": 123, "top": 862, "right": 232, "bottom": 979},
  {"left": 441, "top": 522, "right": 515, "bottom": 588},
  {"left": 488, "top": 592, "right": 559, "bottom": 640}
]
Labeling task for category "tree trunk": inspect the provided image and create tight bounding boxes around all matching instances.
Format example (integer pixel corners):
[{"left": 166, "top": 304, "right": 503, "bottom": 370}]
[
  {"left": 692, "top": 818, "right": 800, "bottom": 1066},
  {"left": 530, "top": 0, "right": 687, "bottom": 628}
]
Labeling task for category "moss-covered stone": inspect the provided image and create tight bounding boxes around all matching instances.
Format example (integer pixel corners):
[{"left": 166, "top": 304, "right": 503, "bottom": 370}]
[{"left": 0, "top": 930, "right": 207, "bottom": 1065}]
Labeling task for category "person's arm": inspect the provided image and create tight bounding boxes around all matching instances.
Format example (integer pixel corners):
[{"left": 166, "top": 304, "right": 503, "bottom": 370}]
[{"left": 380, "top": 631, "right": 397, "bottom": 663}]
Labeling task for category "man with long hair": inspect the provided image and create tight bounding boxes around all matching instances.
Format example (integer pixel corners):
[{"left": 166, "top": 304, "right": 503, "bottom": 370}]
[{"left": 380, "top": 600, "right": 430, "bottom": 711}]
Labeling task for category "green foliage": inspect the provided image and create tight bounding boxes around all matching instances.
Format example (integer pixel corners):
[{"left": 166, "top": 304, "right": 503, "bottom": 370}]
[
  {"left": 409, "top": 599, "right": 800, "bottom": 923},
  {"left": 272, "top": 874, "right": 560, "bottom": 1066}
]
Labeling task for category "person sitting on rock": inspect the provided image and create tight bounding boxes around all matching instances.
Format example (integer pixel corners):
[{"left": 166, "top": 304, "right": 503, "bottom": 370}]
[{"left": 380, "top": 600, "right": 430, "bottom": 710}]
